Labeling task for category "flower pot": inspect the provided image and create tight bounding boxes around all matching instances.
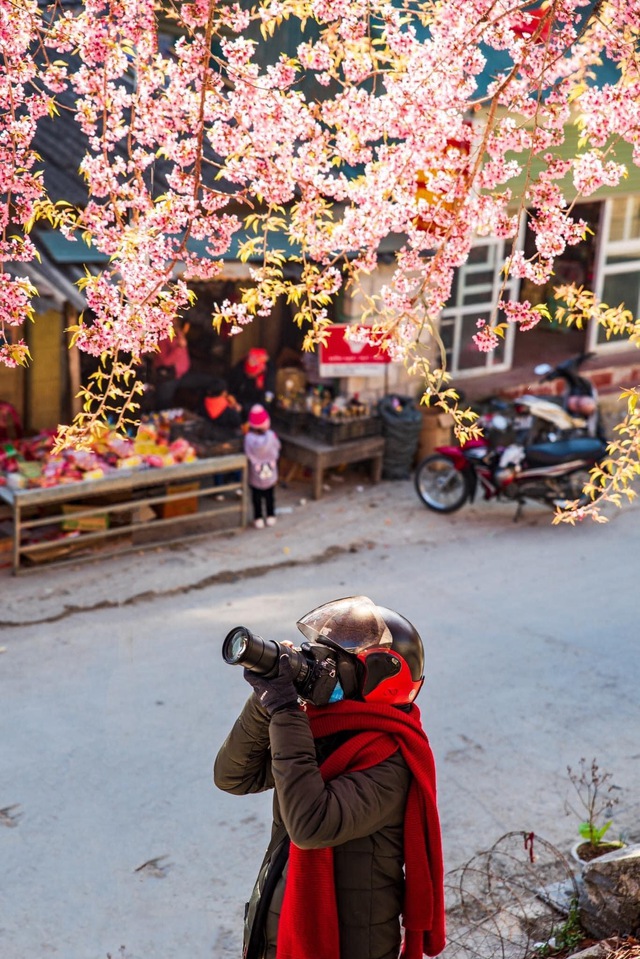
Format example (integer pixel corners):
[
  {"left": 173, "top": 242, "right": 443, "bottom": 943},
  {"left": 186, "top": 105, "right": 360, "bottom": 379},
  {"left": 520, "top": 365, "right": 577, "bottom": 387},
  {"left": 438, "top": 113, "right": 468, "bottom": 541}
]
[{"left": 570, "top": 839, "right": 626, "bottom": 865}]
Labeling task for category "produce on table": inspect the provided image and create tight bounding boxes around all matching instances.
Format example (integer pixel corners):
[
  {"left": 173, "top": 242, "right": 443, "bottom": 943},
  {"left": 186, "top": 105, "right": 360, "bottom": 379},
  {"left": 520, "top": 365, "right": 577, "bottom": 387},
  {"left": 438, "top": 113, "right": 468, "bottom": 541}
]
[{"left": 0, "top": 414, "right": 197, "bottom": 489}]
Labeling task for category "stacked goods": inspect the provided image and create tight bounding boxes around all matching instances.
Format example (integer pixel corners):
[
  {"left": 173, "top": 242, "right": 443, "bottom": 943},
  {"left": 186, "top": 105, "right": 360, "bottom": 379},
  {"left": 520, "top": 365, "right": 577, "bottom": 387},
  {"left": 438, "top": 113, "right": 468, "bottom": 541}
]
[
  {"left": 307, "top": 388, "right": 371, "bottom": 421},
  {"left": 274, "top": 388, "right": 381, "bottom": 441},
  {"left": 0, "top": 432, "right": 57, "bottom": 487},
  {"left": 306, "top": 392, "right": 381, "bottom": 443},
  {"left": 0, "top": 417, "right": 197, "bottom": 490}
]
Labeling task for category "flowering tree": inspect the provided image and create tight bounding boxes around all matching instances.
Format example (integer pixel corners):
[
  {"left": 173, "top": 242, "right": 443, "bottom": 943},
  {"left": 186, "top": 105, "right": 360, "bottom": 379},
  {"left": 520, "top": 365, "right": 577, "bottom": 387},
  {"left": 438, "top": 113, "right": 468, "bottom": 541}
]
[{"left": 1, "top": 0, "right": 640, "bottom": 518}]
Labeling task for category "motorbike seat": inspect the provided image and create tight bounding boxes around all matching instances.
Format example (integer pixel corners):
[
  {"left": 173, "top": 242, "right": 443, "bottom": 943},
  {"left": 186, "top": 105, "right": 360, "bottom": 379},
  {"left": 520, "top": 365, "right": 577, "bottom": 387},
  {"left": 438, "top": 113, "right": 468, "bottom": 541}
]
[{"left": 525, "top": 437, "right": 606, "bottom": 466}]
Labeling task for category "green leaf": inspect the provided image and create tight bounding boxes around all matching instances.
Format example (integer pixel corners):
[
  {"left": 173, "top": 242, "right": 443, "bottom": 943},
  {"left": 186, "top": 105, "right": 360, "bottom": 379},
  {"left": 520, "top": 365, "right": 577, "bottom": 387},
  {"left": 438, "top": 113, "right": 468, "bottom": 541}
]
[
  {"left": 596, "top": 820, "right": 612, "bottom": 840},
  {"left": 578, "top": 822, "right": 593, "bottom": 840}
]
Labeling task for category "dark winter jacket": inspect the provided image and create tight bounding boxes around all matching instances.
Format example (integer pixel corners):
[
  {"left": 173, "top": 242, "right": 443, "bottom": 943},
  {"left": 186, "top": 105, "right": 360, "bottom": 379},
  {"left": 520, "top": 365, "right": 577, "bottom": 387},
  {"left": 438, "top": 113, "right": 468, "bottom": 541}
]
[
  {"left": 229, "top": 359, "right": 276, "bottom": 416},
  {"left": 213, "top": 695, "right": 412, "bottom": 959}
]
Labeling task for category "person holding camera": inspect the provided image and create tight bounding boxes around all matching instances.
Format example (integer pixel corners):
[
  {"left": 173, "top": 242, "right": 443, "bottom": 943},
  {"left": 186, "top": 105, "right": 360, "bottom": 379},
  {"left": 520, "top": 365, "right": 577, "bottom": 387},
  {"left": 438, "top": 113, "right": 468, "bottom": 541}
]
[{"left": 213, "top": 596, "right": 445, "bottom": 959}]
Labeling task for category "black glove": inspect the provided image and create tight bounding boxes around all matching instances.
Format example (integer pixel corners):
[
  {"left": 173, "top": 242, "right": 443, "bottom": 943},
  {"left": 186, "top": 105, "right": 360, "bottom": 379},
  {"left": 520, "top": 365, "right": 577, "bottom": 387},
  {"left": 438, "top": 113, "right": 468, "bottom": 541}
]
[{"left": 244, "top": 653, "right": 299, "bottom": 716}]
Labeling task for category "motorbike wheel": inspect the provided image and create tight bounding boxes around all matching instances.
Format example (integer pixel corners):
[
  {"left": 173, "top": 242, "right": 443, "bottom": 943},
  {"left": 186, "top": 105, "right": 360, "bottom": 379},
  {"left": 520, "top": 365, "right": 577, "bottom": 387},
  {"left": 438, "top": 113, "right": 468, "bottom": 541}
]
[{"left": 414, "top": 454, "right": 470, "bottom": 513}]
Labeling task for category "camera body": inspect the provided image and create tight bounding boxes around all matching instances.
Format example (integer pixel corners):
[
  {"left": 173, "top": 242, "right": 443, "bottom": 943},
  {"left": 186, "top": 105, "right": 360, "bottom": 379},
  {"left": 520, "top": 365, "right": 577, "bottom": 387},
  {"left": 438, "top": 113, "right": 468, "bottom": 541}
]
[{"left": 222, "top": 626, "right": 350, "bottom": 706}]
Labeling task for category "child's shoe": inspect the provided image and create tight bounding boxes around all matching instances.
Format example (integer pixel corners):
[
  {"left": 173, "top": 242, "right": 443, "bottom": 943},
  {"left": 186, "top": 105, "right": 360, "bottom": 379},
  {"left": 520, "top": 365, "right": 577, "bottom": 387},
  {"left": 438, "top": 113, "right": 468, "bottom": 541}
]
[
  {"left": 254, "top": 518, "right": 265, "bottom": 529},
  {"left": 266, "top": 516, "right": 276, "bottom": 527}
]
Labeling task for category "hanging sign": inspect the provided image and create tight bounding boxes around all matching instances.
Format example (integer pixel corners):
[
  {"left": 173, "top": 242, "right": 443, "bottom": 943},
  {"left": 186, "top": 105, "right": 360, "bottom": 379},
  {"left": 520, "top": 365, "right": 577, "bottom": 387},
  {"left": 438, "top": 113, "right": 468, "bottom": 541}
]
[{"left": 319, "top": 325, "right": 391, "bottom": 377}]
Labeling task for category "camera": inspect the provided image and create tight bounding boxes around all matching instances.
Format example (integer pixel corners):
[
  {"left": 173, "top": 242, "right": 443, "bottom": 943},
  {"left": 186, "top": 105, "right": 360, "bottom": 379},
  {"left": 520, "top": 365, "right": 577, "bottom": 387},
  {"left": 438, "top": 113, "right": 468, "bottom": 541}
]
[{"left": 222, "top": 625, "right": 348, "bottom": 706}]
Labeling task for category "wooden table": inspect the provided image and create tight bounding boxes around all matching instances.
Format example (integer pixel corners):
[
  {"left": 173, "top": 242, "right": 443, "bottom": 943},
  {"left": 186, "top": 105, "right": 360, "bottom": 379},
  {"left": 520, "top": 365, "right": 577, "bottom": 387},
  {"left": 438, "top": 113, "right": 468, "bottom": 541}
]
[
  {"left": 0, "top": 454, "right": 248, "bottom": 574},
  {"left": 278, "top": 432, "right": 385, "bottom": 500}
]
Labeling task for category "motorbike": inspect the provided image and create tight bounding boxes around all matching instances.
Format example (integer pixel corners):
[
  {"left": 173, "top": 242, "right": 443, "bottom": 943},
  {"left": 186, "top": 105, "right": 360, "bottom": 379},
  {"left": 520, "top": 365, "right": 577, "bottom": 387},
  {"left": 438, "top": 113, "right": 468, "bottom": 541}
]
[
  {"left": 511, "top": 352, "right": 604, "bottom": 444},
  {"left": 414, "top": 427, "right": 608, "bottom": 517},
  {"left": 415, "top": 351, "right": 608, "bottom": 516}
]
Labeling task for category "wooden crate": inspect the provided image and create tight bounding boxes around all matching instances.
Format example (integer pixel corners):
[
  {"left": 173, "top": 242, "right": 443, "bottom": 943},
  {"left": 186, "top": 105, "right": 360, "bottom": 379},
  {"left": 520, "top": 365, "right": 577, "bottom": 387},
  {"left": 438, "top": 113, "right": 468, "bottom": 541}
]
[
  {"left": 161, "top": 481, "right": 201, "bottom": 519},
  {"left": 306, "top": 415, "right": 382, "bottom": 444},
  {"left": 61, "top": 504, "right": 110, "bottom": 532}
]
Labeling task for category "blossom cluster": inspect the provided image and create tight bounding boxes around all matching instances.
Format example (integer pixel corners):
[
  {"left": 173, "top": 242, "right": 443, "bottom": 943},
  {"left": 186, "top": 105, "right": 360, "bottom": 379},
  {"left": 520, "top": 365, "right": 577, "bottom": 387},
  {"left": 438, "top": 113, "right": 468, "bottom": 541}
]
[{"left": 1, "top": 0, "right": 639, "bottom": 445}]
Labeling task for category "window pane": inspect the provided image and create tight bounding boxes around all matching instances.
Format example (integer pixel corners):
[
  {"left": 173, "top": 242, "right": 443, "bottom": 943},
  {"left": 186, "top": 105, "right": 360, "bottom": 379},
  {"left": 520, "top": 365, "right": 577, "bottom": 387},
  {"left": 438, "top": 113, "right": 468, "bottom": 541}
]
[
  {"left": 630, "top": 197, "right": 640, "bottom": 238},
  {"left": 463, "top": 269, "right": 494, "bottom": 287},
  {"left": 597, "top": 272, "right": 639, "bottom": 343},
  {"left": 462, "top": 289, "right": 495, "bottom": 306},
  {"left": 606, "top": 255, "right": 640, "bottom": 266},
  {"left": 458, "top": 313, "right": 491, "bottom": 370},
  {"left": 439, "top": 319, "right": 454, "bottom": 347},
  {"left": 439, "top": 319, "right": 454, "bottom": 367},
  {"left": 445, "top": 271, "right": 459, "bottom": 307},
  {"left": 608, "top": 198, "right": 627, "bottom": 241},
  {"left": 601, "top": 271, "right": 640, "bottom": 313},
  {"left": 467, "top": 245, "right": 489, "bottom": 264}
]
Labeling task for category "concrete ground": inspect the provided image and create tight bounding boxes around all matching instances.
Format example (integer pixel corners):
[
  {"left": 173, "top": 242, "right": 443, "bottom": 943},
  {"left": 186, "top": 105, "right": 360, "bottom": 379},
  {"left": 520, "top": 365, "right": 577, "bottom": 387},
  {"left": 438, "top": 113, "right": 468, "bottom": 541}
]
[
  {"left": 1, "top": 462, "right": 639, "bottom": 959},
  {"left": 1, "top": 466, "right": 439, "bottom": 626},
  {"left": 0, "top": 385, "right": 628, "bottom": 625}
]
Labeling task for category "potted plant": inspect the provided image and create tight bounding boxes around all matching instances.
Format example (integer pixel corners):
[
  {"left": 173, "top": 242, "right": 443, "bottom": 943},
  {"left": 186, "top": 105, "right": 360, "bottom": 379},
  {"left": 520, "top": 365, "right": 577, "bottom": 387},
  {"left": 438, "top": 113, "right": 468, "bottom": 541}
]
[{"left": 566, "top": 758, "right": 625, "bottom": 864}]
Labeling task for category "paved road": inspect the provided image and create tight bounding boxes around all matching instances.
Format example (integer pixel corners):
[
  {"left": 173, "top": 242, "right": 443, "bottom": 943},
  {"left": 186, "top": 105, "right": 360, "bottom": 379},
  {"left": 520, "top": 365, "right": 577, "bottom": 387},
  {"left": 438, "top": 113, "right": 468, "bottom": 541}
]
[{"left": 1, "top": 477, "right": 639, "bottom": 959}]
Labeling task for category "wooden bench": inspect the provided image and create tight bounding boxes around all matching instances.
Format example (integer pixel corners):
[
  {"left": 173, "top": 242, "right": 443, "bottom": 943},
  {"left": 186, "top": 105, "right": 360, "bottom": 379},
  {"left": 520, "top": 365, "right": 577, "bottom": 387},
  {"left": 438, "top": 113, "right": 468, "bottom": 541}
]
[{"left": 278, "top": 432, "right": 385, "bottom": 500}]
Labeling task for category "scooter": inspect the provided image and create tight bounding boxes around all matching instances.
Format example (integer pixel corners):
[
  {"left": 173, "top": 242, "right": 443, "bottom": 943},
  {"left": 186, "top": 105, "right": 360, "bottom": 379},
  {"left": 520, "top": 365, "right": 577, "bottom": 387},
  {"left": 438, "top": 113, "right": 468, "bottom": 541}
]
[{"left": 414, "top": 428, "right": 608, "bottom": 516}]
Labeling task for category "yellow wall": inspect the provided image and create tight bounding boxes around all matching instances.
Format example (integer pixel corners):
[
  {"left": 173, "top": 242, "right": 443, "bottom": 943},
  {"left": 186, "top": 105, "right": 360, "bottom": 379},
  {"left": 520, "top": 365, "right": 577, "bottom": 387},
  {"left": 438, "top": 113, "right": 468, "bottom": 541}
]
[
  {"left": 0, "top": 363, "right": 24, "bottom": 419},
  {"left": 27, "top": 309, "right": 64, "bottom": 432}
]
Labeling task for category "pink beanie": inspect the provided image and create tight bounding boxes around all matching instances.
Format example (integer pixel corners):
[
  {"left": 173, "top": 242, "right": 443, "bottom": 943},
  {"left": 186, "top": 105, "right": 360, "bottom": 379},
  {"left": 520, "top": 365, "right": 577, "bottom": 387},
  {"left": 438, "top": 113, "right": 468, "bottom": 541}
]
[{"left": 248, "top": 404, "right": 270, "bottom": 430}]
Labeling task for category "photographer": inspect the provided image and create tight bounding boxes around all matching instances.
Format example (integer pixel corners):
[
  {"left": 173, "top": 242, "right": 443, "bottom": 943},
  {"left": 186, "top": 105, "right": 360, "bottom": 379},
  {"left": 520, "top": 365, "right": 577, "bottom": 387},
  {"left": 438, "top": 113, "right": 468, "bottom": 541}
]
[{"left": 213, "top": 596, "right": 445, "bottom": 959}]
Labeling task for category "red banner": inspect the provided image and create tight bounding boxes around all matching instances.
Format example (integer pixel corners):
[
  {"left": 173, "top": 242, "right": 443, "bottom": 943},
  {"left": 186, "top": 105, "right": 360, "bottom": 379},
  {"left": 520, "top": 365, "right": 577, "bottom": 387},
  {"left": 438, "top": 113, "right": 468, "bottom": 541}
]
[{"left": 319, "top": 325, "right": 391, "bottom": 377}]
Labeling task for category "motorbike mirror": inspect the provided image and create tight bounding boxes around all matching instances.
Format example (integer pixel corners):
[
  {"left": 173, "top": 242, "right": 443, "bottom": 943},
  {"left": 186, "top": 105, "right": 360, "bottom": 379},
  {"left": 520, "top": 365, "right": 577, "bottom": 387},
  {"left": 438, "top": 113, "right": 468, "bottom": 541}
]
[{"left": 534, "top": 363, "right": 553, "bottom": 376}]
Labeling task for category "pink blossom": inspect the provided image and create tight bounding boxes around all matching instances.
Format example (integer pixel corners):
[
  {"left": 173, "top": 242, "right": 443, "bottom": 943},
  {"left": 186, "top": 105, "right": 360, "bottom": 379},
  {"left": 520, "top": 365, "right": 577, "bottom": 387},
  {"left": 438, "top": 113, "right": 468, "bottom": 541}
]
[
  {"left": 500, "top": 299, "right": 544, "bottom": 332},
  {"left": 573, "top": 151, "right": 626, "bottom": 196},
  {"left": 0, "top": 0, "right": 639, "bottom": 447},
  {"left": 473, "top": 323, "right": 500, "bottom": 353}
]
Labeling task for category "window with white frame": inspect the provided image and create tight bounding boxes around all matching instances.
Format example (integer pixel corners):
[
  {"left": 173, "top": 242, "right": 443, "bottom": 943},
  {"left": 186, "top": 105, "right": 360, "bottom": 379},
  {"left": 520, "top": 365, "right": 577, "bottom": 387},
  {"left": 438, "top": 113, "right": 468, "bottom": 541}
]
[
  {"left": 592, "top": 195, "right": 640, "bottom": 348},
  {"left": 439, "top": 239, "right": 517, "bottom": 375}
]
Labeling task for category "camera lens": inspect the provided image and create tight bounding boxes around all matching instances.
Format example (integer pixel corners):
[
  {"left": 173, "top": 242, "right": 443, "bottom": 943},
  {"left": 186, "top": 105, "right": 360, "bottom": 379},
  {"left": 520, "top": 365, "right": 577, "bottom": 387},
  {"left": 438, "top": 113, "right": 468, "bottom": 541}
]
[
  {"left": 222, "top": 626, "right": 312, "bottom": 687},
  {"left": 224, "top": 627, "right": 250, "bottom": 664},
  {"left": 222, "top": 626, "right": 280, "bottom": 677}
]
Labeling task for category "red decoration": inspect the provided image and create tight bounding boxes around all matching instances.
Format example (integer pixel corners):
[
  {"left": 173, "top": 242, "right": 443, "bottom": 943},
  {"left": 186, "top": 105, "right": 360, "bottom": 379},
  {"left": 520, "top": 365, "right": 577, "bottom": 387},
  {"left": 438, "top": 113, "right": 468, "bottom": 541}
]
[
  {"left": 512, "top": 5, "right": 552, "bottom": 42},
  {"left": 415, "top": 125, "right": 472, "bottom": 235}
]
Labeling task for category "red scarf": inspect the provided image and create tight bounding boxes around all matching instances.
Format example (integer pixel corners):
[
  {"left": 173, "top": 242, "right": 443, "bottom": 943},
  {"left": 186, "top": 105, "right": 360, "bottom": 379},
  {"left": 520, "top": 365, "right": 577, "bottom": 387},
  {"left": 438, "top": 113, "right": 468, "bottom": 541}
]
[
  {"left": 275, "top": 701, "right": 446, "bottom": 959},
  {"left": 204, "top": 395, "right": 229, "bottom": 420}
]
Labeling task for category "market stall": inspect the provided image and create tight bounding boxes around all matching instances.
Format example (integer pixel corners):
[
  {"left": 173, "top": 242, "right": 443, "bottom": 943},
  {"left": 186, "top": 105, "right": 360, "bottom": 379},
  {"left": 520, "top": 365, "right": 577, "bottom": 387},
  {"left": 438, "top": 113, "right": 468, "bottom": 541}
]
[
  {"left": 0, "top": 412, "right": 247, "bottom": 574},
  {"left": 273, "top": 378, "right": 385, "bottom": 498},
  {"left": 0, "top": 455, "right": 247, "bottom": 574}
]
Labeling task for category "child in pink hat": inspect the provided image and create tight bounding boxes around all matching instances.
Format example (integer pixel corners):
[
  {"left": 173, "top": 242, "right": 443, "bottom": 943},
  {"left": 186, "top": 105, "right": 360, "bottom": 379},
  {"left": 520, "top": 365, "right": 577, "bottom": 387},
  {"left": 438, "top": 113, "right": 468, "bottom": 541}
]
[{"left": 244, "top": 405, "right": 281, "bottom": 529}]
